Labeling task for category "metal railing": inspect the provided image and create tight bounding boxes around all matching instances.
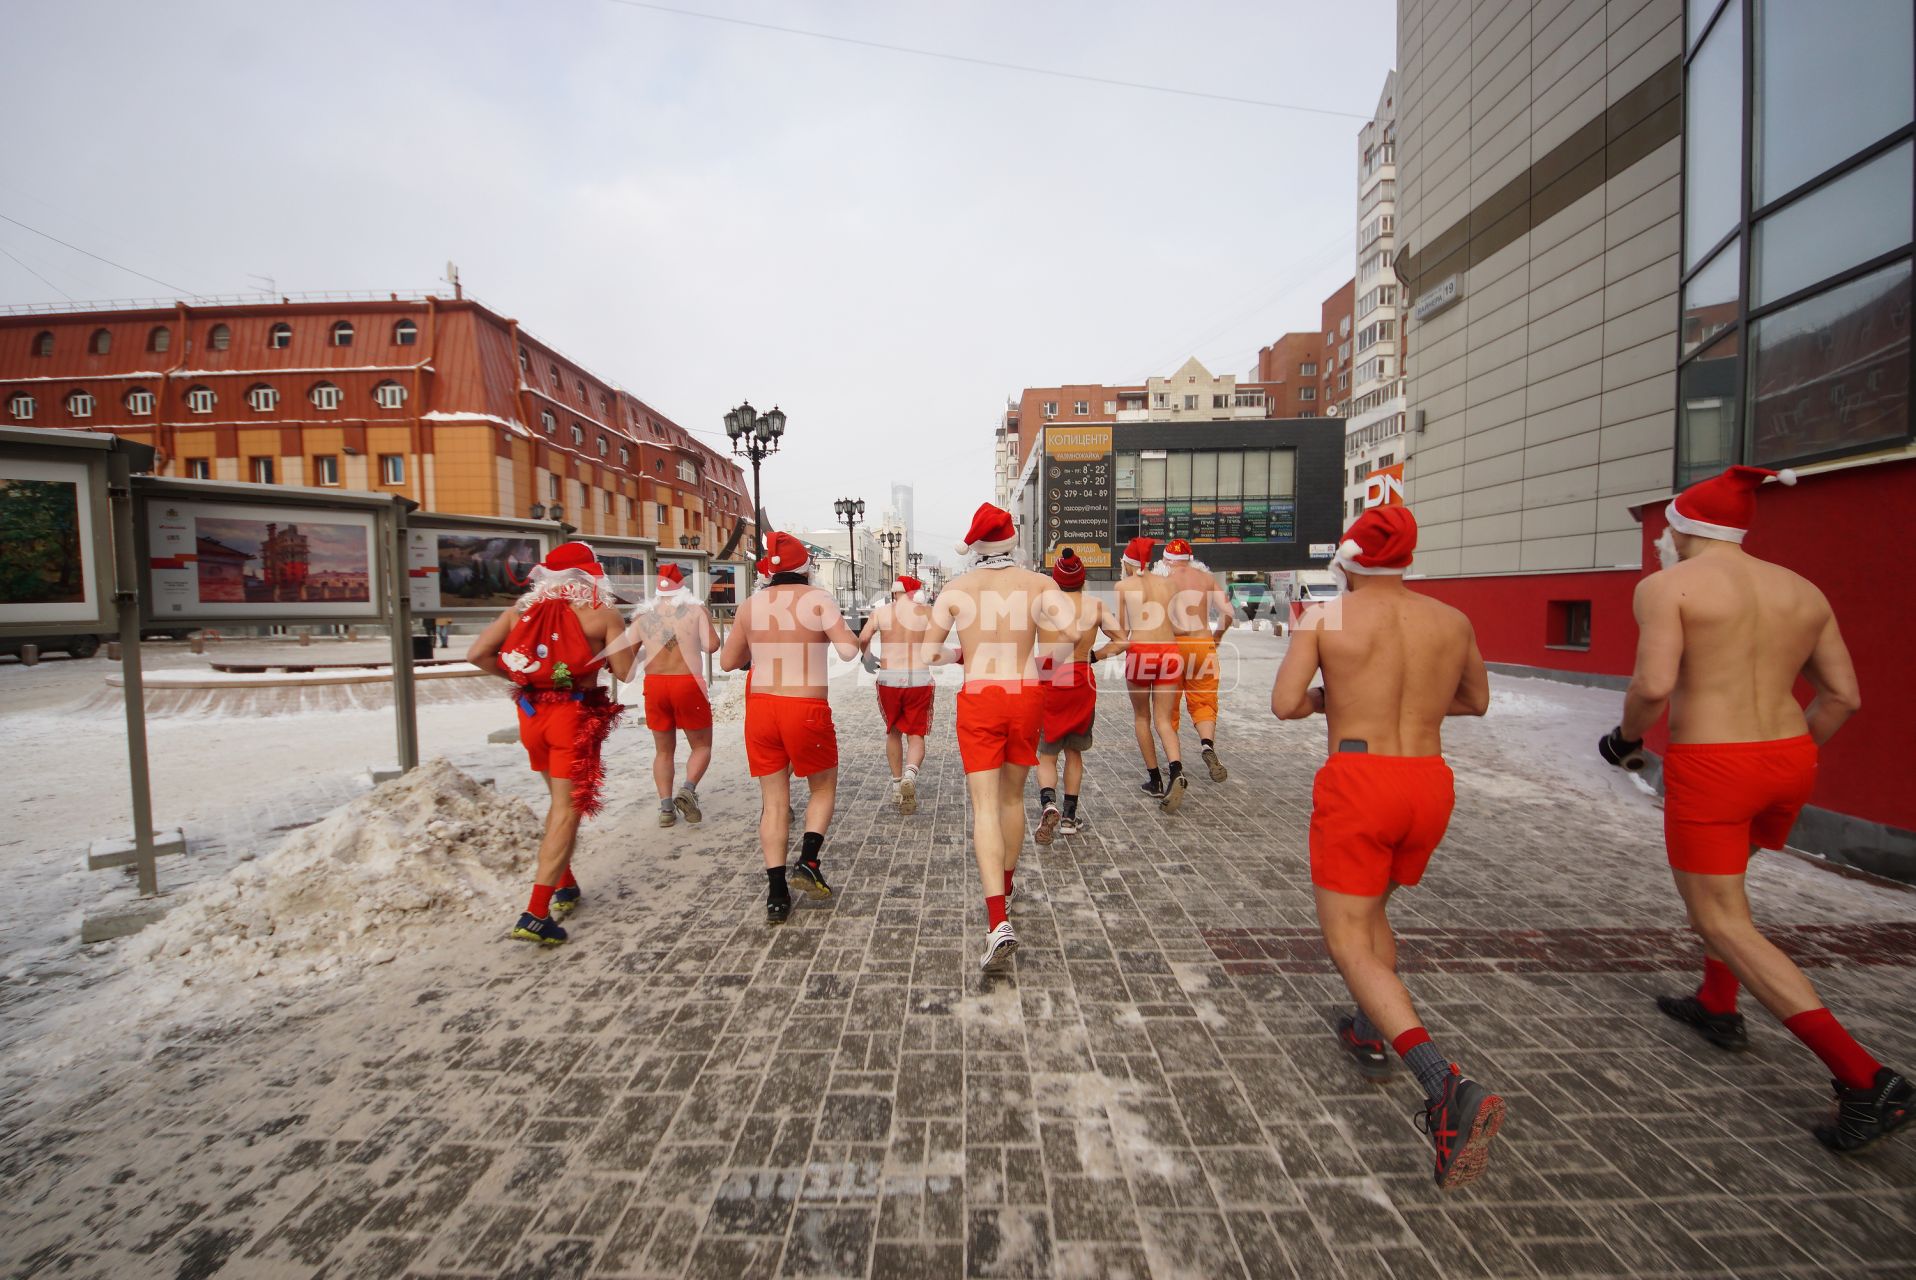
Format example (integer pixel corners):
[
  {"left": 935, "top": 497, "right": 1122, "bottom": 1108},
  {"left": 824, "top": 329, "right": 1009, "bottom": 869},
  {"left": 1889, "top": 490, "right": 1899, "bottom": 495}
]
[{"left": 0, "top": 288, "right": 462, "bottom": 317}]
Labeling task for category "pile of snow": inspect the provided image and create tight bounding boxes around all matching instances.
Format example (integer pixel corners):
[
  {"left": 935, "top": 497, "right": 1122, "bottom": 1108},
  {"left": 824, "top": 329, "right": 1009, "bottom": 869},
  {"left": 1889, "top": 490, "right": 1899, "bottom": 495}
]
[{"left": 127, "top": 757, "right": 540, "bottom": 986}]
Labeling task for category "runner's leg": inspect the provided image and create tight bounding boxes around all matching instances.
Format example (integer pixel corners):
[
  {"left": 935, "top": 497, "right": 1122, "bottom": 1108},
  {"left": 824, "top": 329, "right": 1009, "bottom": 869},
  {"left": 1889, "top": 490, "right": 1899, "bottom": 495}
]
[
  {"left": 966, "top": 770, "right": 1006, "bottom": 899},
  {"left": 905, "top": 732, "right": 926, "bottom": 772},
  {"left": 1674, "top": 867, "right": 1827, "bottom": 1018},
  {"left": 685, "top": 727, "right": 713, "bottom": 788},
  {"left": 536, "top": 773, "right": 579, "bottom": 889},
  {"left": 886, "top": 730, "right": 904, "bottom": 781},
  {"left": 652, "top": 729, "right": 677, "bottom": 800},
  {"left": 804, "top": 766, "right": 838, "bottom": 843},
  {"left": 1153, "top": 685, "right": 1182, "bottom": 766},
  {"left": 1129, "top": 686, "right": 1158, "bottom": 770},
  {"left": 759, "top": 770, "right": 792, "bottom": 869},
  {"left": 999, "top": 761, "right": 1030, "bottom": 878}
]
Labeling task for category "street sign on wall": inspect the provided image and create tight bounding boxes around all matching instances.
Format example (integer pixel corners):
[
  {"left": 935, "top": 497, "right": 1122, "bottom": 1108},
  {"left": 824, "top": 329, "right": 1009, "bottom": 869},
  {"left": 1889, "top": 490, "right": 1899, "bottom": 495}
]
[{"left": 1043, "top": 425, "right": 1115, "bottom": 568}]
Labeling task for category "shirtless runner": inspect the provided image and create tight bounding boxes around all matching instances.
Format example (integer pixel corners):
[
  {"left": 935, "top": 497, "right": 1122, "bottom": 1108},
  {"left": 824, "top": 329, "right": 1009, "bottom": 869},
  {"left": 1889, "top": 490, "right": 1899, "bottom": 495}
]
[
  {"left": 924, "top": 503, "right": 1080, "bottom": 969},
  {"left": 858, "top": 573, "right": 936, "bottom": 814},
  {"left": 719, "top": 532, "right": 861, "bottom": 925},
  {"left": 619, "top": 562, "right": 719, "bottom": 828},
  {"left": 1271, "top": 505, "right": 1505, "bottom": 1189},
  {"left": 1115, "top": 537, "right": 1187, "bottom": 811},
  {"left": 1603, "top": 465, "right": 1907, "bottom": 1153},
  {"left": 468, "top": 541, "right": 635, "bottom": 946},
  {"left": 1163, "top": 537, "right": 1234, "bottom": 783},
  {"left": 1034, "top": 547, "right": 1125, "bottom": 845}
]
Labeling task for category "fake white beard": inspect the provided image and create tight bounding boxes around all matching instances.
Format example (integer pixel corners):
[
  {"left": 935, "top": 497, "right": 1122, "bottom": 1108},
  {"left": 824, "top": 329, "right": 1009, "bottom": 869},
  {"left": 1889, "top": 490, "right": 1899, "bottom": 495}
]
[
  {"left": 973, "top": 552, "right": 1020, "bottom": 570},
  {"left": 1655, "top": 527, "right": 1680, "bottom": 570},
  {"left": 521, "top": 566, "right": 611, "bottom": 610}
]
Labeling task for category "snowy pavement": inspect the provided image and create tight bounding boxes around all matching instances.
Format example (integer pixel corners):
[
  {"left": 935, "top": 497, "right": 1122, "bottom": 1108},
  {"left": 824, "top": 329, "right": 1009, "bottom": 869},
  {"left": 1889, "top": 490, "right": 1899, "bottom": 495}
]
[{"left": 2, "top": 629, "right": 1914, "bottom": 1279}]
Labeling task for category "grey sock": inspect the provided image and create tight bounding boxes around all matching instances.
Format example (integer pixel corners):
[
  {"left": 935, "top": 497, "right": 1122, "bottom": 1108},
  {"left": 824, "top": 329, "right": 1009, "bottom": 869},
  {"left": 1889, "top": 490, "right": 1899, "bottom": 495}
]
[
  {"left": 1402, "top": 1040, "right": 1452, "bottom": 1103},
  {"left": 1352, "top": 1010, "right": 1384, "bottom": 1044},
  {"left": 660, "top": 797, "right": 675, "bottom": 812}
]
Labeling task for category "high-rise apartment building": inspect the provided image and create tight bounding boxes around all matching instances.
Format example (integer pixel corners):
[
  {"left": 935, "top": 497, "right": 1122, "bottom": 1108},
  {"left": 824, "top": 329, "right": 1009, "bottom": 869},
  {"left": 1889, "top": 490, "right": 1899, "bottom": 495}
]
[{"left": 1343, "top": 74, "right": 1409, "bottom": 522}]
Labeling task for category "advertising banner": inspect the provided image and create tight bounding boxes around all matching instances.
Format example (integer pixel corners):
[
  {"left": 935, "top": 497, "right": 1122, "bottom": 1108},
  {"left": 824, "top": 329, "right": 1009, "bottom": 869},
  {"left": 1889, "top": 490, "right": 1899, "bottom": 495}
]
[
  {"left": 1043, "top": 426, "right": 1114, "bottom": 568},
  {"left": 1363, "top": 462, "right": 1406, "bottom": 508},
  {"left": 147, "top": 499, "right": 383, "bottom": 621}
]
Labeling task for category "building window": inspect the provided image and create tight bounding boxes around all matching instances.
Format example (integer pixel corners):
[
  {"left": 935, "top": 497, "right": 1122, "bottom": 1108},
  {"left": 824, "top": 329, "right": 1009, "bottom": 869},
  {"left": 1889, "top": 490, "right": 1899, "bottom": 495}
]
[
  {"left": 576, "top": 379, "right": 588, "bottom": 402},
  {"left": 330, "top": 321, "right": 355, "bottom": 347},
  {"left": 379, "top": 453, "right": 405, "bottom": 484},
  {"left": 541, "top": 410, "right": 556, "bottom": 435},
  {"left": 250, "top": 456, "right": 275, "bottom": 484},
  {"left": 66, "top": 389, "right": 94, "bottom": 418},
  {"left": 309, "top": 382, "right": 342, "bottom": 411},
  {"left": 125, "top": 388, "right": 154, "bottom": 416},
  {"left": 597, "top": 436, "right": 609, "bottom": 457},
  {"left": 656, "top": 503, "right": 669, "bottom": 523},
  {"left": 269, "top": 322, "right": 292, "bottom": 349},
  {"left": 1300, "top": 362, "right": 1317, "bottom": 376},
  {"left": 1182, "top": 395, "right": 1199, "bottom": 410},
  {"left": 186, "top": 457, "right": 210, "bottom": 479},
  {"left": 394, "top": 319, "right": 418, "bottom": 346},
  {"left": 677, "top": 459, "right": 698, "bottom": 483},
  {"left": 1042, "top": 401, "right": 1058, "bottom": 416},
  {"left": 185, "top": 385, "right": 215, "bottom": 414},
  {"left": 1074, "top": 400, "right": 1089, "bottom": 415},
  {"left": 603, "top": 489, "right": 613, "bottom": 513},
  {"left": 147, "top": 326, "right": 170, "bottom": 354},
  {"left": 373, "top": 380, "right": 406, "bottom": 409},
  {"left": 619, "top": 445, "right": 630, "bottom": 465},
  {"left": 570, "top": 423, "right": 584, "bottom": 445},
  {"left": 313, "top": 455, "right": 340, "bottom": 486},
  {"left": 9, "top": 393, "right": 35, "bottom": 420},
  {"left": 1548, "top": 600, "right": 1593, "bottom": 651},
  {"left": 518, "top": 346, "right": 529, "bottom": 374},
  {"left": 549, "top": 474, "right": 561, "bottom": 500},
  {"left": 246, "top": 383, "right": 279, "bottom": 412},
  {"left": 549, "top": 364, "right": 561, "bottom": 386},
  {"left": 1299, "top": 387, "right": 1316, "bottom": 401},
  {"left": 31, "top": 331, "right": 53, "bottom": 357},
  {"left": 209, "top": 324, "right": 230, "bottom": 351},
  {"left": 88, "top": 328, "right": 111, "bottom": 355}
]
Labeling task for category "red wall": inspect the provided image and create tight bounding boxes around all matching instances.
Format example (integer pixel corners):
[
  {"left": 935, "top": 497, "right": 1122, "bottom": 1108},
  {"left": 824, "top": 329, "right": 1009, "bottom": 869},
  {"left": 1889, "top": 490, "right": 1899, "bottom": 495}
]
[{"left": 1410, "top": 568, "right": 1643, "bottom": 678}]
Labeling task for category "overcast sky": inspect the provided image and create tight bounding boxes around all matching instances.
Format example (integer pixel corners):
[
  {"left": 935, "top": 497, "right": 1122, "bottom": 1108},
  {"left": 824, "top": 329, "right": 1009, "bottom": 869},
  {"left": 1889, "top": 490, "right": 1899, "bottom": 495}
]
[{"left": 2, "top": 0, "right": 1393, "bottom": 555}]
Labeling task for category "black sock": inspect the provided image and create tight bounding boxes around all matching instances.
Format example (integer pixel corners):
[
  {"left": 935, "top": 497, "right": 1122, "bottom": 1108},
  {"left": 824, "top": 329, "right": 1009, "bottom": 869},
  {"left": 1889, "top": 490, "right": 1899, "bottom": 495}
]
[
  {"left": 1168, "top": 760, "right": 1184, "bottom": 781},
  {"left": 767, "top": 866, "right": 789, "bottom": 900},
  {"left": 1040, "top": 787, "right": 1057, "bottom": 807},
  {"left": 1147, "top": 768, "right": 1162, "bottom": 788},
  {"left": 1063, "top": 794, "right": 1078, "bottom": 818},
  {"left": 800, "top": 831, "right": 823, "bottom": 864},
  {"left": 1201, "top": 738, "right": 1214, "bottom": 750}
]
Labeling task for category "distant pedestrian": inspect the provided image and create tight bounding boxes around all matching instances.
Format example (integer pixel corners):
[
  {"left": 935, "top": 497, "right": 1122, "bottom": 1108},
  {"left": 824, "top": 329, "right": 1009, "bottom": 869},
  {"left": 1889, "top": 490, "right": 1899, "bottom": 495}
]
[
  {"left": 1272, "top": 505, "right": 1505, "bottom": 1189},
  {"left": 619, "top": 563, "right": 720, "bottom": 829},
  {"left": 1115, "top": 537, "right": 1186, "bottom": 811},
  {"left": 858, "top": 573, "right": 936, "bottom": 813},
  {"left": 434, "top": 616, "right": 452, "bottom": 649},
  {"left": 1605, "top": 466, "right": 1907, "bottom": 1153},
  {"left": 1163, "top": 538, "right": 1233, "bottom": 783}
]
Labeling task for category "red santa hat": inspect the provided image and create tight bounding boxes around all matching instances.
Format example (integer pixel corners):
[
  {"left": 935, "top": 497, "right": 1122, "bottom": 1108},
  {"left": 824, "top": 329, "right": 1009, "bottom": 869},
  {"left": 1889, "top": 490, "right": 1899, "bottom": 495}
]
[
  {"left": 541, "top": 541, "right": 604, "bottom": 577},
  {"left": 655, "top": 563, "right": 686, "bottom": 594},
  {"left": 1666, "top": 465, "right": 1797, "bottom": 543},
  {"left": 892, "top": 574, "right": 922, "bottom": 596},
  {"left": 1121, "top": 537, "right": 1156, "bottom": 570},
  {"left": 1162, "top": 538, "right": 1195, "bottom": 563},
  {"left": 954, "top": 502, "right": 1018, "bottom": 556},
  {"left": 1051, "top": 548, "right": 1086, "bottom": 589},
  {"left": 757, "top": 531, "right": 810, "bottom": 577},
  {"left": 1333, "top": 505, "right": 1418, "bottom": 584}
]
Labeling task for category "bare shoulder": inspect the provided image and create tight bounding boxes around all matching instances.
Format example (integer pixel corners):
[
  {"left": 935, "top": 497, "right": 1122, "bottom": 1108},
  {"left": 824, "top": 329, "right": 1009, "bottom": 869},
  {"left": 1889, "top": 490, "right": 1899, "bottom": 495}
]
[{"left": 1412, "top": 591, "right": 1472, "bottom": 634}]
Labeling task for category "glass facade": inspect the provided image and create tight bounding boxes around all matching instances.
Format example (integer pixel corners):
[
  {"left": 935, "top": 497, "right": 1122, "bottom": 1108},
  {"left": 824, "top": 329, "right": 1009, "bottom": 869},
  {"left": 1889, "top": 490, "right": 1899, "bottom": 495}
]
[
  {"left": 1114, "top": 448, "right": 1297, "bottom": 544},
  {"left": 1677, "top": 0, "right": 1914, "bottom": 484}
]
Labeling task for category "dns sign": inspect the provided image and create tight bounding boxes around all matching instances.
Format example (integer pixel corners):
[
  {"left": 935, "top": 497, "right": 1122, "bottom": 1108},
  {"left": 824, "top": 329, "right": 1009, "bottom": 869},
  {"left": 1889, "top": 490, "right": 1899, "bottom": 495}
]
[{"left": 1363, "top": 462, "right": 1406, "bottom": 509}]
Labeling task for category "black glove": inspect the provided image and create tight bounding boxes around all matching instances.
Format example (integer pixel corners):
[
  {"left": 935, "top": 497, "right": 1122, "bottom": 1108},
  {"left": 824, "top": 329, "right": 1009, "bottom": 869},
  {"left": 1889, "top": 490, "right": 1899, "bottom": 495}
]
[{"left": 1598, "top": 725, "right": 1646, "bottom": 771}]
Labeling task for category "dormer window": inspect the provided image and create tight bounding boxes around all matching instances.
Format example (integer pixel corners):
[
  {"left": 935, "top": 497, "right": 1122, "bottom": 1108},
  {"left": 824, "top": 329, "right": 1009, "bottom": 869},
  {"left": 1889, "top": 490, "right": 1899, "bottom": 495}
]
[
  {"left": 269, "top": 323, "right": 293, "bottom": 349},
  {"left": 330, "top": 321, "right": 355, "bottom": 347}
]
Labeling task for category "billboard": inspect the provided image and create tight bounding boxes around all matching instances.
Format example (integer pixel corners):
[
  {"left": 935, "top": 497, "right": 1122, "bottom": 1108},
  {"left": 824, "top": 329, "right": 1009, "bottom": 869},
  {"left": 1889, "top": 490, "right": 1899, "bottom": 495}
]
[
  {"left": 147, "top": 500, "right": 382, "bottom": 620},
  {"left": 407, "top": 528, "right": 544, "bottom": 613},
  {"left": 0, "top": 457, "right": 105, "bottom": 627},
  {"left": 1043, "top": 426, "right": 1115, "bottom": 568}
]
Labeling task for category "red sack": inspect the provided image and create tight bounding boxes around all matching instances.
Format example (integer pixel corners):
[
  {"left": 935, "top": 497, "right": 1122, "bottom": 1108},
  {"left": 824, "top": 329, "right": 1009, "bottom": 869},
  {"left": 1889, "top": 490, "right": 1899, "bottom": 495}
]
[{"left": 499, "top": 598, "right": 604, "bottom": 691}]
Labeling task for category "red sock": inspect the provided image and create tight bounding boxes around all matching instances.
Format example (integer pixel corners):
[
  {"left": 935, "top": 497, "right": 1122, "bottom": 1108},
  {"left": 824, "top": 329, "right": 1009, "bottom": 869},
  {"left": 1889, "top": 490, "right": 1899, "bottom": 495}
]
[
  {"left": 1003, "top": 867, "right": 1015, "bottom": 898},
  {"left": 527, "top": 883, "right": 555, "bottom": 918},
  {"left": 1784, "top": 1008, "right": 1883, "bottom": 1091},
  {"left": 558, "top": 867, "right": 578, "bottom": 891},
  {"left": 1696, "top": 956, "right": 1739, "bottom": 1015},
  {"left": 986, "top": 895, "right": 1007, "bottom": 931},
  {"left": 1391, "top": 1026, "right": 1432, "bottom": 1058}
]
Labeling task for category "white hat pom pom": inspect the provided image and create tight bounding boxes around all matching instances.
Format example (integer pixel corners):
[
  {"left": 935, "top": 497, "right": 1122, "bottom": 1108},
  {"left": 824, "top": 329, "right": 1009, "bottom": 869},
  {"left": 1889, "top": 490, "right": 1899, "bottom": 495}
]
[
  {"left": 954, "top": 540, "right": 970, "bottom": 555},
  {"left": 771, "top": 555, "right": 782, "bottom": 565},
  {"left": 1776, "top": 468, "right": 1797, "bottom": 485}
]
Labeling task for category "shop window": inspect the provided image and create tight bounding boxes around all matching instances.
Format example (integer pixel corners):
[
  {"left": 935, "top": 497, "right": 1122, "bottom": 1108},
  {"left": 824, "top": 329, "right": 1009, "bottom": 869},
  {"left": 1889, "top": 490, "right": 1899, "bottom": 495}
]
[
  {"left": 1755, "top": 0, "right": 1913, "bottom": 204},
  {"left": 1684, "top": 0, "right": 1742, "bottom": 266},
  {"left": 1677, "top": 336, "right": 1740, "bottom": 485},
  {"left": 1681, "top": 244, "right": 1740, "bottom": 358},
  {"left": 1547, "top": 600, "right": 1592, "bottom": 651},
  {"left": 1752, "top": 141, "right": 1912, "bottom": 308}
]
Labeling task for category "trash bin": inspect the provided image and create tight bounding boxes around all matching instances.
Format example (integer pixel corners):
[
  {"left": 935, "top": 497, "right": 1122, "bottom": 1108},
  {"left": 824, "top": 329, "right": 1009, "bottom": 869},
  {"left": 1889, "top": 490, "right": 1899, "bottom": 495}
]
[{"left": 411, "top": 633, "right": 434, "bottom": 661}]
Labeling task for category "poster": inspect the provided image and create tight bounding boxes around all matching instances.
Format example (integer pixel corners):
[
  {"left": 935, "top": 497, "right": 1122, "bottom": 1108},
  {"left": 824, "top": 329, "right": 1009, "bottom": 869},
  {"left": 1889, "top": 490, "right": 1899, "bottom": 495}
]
[
  {"left": 1043, "top": 426, "right": 1114, "bottom": 568},
  {"left": 708, "top": 564, "right": 739, "bottom": 607},
  {"left": 0, "top": 457, "right": 102, "bottom": 626},
  {"left": 147, "top": 499, "right": 381, "bottom": 620},
  {"left": 598, "top": 552, "right": 649, "bottom": 607},
  {"left": 407, "top": 528, "right": 544, "bottom": 613}
]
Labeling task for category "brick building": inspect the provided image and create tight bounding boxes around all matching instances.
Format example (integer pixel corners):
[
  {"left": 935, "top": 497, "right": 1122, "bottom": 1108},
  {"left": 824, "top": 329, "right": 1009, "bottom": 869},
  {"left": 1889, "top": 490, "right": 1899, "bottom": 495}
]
[{"left": 0, "top": 294, "right": 754, "bottom": 554}]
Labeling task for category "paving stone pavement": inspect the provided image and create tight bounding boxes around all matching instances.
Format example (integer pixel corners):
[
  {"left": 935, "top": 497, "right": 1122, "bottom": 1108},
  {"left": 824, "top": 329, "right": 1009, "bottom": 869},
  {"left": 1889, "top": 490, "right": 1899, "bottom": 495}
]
[{"left": 2, "top": 631, "right": 1914, "bottom": 1279}]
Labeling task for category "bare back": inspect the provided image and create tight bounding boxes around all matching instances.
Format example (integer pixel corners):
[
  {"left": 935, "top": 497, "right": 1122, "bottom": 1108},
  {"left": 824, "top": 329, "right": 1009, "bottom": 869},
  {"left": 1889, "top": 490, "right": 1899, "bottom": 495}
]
[
  {"left": 1055, "top": 593, "right": 1117, "bottom": 663},
  {"left": 1306, "top": 584, "right": 1480, "bottom": 756},
  {"left": 722, "top": 582, "right": 856, "bottom": 698},
  {"left": 1116, "top": 571, "right": 1177, "bottom": 643},
  {"left": 1165, "top": 563, "right": 1227, "bottom": 636},
  {"left": 876, "top": 597, "right": 933, "bottom": 672},
  {"left": 1656, "top": 552, "right": 1830, "bottom": 743},
  {"left": 929, "top": 566, "right": 1073, "bottom": 682},
  {"left": 623, "top": 598, "right": 716, "bottom": 678}
]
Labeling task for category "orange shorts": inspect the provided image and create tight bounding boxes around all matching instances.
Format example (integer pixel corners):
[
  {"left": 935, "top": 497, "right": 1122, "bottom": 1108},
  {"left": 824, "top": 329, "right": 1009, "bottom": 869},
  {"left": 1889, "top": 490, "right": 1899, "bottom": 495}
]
[
  {"left": 877, "top": 681, "right": 934, "bottom": 736},
  {"left": 644, "top": 673, "right": 712, "bottom": 732},
  {"left": 745, "top": 693, "right": 839, "bottom": 779},
  {"left": 1125, "top": 641, "right": 1182, "bottom": 687},
  {"left": 1663, "top": 735, "right": 1817, "bottom": 875},
  {"left": 956, "top": 679, "right": 1043, "bottom": 774},
  {"left": 1308, "top": 753, "right": 1455, "bottom": 896},
  {"left": 519, "top": 698, "right": 587, "bottom": 779},
  {"left": 1177, "top": 633, "right": 1220, "bottom": 724}
]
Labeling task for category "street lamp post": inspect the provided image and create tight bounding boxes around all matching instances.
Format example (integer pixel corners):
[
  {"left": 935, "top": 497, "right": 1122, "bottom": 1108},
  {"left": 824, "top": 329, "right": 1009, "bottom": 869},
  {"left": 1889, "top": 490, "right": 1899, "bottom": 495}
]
[
  {"left": 833, "top": 497, "right": 865, "bottom": 612},
  {"left": 907, "top": 551, "right": 923, "bottom": 580},
  {"left": 723, "top": 401, "right": 786, "bottom": 559},
  {"left": 878, "top": 529, "right": 902, "bottom": 582}
]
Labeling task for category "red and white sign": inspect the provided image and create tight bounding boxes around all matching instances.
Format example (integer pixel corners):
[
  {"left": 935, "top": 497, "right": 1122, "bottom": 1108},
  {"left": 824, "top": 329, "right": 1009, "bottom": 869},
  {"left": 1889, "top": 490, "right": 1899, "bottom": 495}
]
[{"left": 1363, "top": 463, "right": 1405, "bottom": 509}]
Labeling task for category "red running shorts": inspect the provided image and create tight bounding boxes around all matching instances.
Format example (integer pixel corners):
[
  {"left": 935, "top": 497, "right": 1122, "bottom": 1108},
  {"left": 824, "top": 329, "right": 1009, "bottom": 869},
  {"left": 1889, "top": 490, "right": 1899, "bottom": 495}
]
[
  {"left": 956, "top": 679, "right": 1043, "bottom": 774},
  {"left": 643, "top": 672, "right": 713, "bottom": 732},
  {"left": 1125, "top": 641, "right": 1183, "bottom": 687},
  {"left": 1308, "top": 753, "right": 1456, "bottom": 896},
  {"left": 1663, "top": 735, "right": 1817, "bottom": 874},
  {"left": 745, "top": 693, "right": 839, "bottom": 779}
]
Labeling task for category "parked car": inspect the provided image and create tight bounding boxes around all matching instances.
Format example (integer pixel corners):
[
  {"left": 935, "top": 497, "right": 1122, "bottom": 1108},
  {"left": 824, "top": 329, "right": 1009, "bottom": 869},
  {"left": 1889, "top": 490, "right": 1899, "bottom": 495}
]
[{"left": 0, "top": 633, "right": 102, "bottom": 660}]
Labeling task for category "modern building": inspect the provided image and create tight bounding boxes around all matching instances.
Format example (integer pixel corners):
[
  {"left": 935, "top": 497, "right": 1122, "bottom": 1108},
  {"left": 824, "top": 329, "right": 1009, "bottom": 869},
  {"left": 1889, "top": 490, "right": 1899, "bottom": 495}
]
[
  {"left": 889, "top": 482, "right": 915, "bottom": 560},
  {"left": 1392, "top": 0, "right": 1913, "bottom": 874},
  {"left": 1343, "top": 74, "right": 1410, "bottom": 522},
  {"left": 0, "top": 293, "right": 756, "bottom": 556}
]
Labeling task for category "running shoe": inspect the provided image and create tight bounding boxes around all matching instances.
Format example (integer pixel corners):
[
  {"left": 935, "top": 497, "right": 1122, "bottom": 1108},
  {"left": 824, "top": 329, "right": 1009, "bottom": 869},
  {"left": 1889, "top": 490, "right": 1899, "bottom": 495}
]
[
  {"left": 658, "top": 806, "right": 677, "bottom": 828},
  {"left": 1416, "top": 1065, "right": 1505, "bottom": 1190},
  {"left": 1335, "top": 1014, "right": 1393, "bottom": 1082},
  {"left": 674, "top": 786, "right": 702, "bottom": 824},
  {"left": 1035, "top": 804, "right": 1062, "bottom": 846},
  {"left": 979, "top": 921, "right": 1019, "bottom": 971},
  {"left": 1202, "top": 745, "right": 1229, "bottom": 783},
  {"left": 899, "top": 775, "right": 918, "bottom": 815},
  {"left": 789, "top": 859, "right": 833, "bottom": 900},
  {"left": 550, "top": 885, "right": 581, "bottom": 917},
  {"left": 766, "top": 895, "right": 792, "bottom": 926},
  {"left": 1140, "top": 776, "right": 1167, "bottom": 798},
  {"left": 510, "top": 912, "right": 568, "bottom": 946},
  {"left": 1159, "top": 772, "right": 1189, "bottom": 814},
  {"left": 1656, "top": 993, "right": 1749, "bottom": 1051},
  {"left": 1814, "top": 1068, "right": 1913, "bottom": 1154},
  {"left": 1057, "top": 814, "right": 1084, "bottom": 836}
]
